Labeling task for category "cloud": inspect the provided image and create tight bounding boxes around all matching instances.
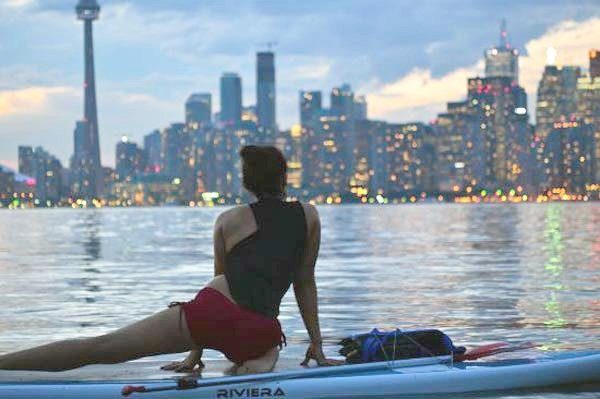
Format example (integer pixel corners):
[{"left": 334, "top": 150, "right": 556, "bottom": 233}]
[
  {"left": 366, "top": 17, "right": 600, "bottom": 123},
  {"left": 0, "top": 86, "right": 78, "bottom": 117},
  {"left": 0, "top": 159, "right": 17, "bottom": 170},
  {"left": 1, "top": 0, "right": 36, "bottom": 9}
]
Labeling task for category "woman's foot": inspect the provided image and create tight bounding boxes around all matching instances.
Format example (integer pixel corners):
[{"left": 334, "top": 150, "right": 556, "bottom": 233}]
[{"left": 235, "top": 347, "right": 279, "bottom": 375}]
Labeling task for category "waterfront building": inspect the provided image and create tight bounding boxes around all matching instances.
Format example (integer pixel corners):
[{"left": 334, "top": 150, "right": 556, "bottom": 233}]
[
  {"left": 143, "top": 129, "right": 162, "bottom": 173},
  {"left": 371, "top": 123, "right": 436, "bottom": 197},
  {"left": 0, "top": 165, "right": 15, "bottom": 206},
  {"left": 467, "top": 76, "right": 532, "bottom": 189},
  {"left": 18, "top": 146, "right": 35, "bottom": 176},
  {"left": 432, "top": 101, "right": 485, "bottom": 192},
  {"left": 161, "top": 123, "right": 195, "bottom": 200},
  {"left": 577, "top": 53, "right": 600, "bottom": 182},
  {"left": 32, "top": 147, "right": 64, "bottom": 205},
  {"left": 256, "top": 51, "right": 276, "bottom": 130},
  {"left": 544, "top": 120, "right": 595, "bottom": 193},
  {"left": 536, "top": 65, "right": 582, "bottom": 188},
  {"left": 300, "top": 91, "right": 322, "bottom": 128},
  {"left": 220, "top": 72, "right": 242, "bottom": 127},
  {"left": 75, "top": 0, "right": 103, "bottom": 198},
  {"left": 185, "top": 93, "right": 212, "bottom": 129},
  {"left": 484, "top": 20, "right": 519, "bottom": 83},
  {"left": 115, "top": 137, "right": 143, "bottom": 182},
  {"left": 590, "top": 49, "right": 600, "bottom": 79},
  {"left": 301, "top": 114, "right": 355, "bottom": 198},
  {"left": 353, "top": 95, "right": 368, "bottom": 121},
  {"left": 331, "top": 84, "right": 355, "bottom": 121}
]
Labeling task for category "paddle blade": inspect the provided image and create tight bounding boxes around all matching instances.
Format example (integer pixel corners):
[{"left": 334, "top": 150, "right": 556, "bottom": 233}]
[{"left": 455, "top": 341, "right": 536, "bottom": 361}]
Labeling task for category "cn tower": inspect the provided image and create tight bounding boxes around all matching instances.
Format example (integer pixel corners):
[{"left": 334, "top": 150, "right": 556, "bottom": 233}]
[{"left": 76, "top": 0, "right": 102, "bottom": 198}]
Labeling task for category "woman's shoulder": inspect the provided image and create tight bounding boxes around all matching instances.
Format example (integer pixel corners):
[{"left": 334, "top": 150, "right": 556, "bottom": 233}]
[
  {"left": 215, "top": 204, "right": 252, "bottom": 228},
  {"left": 297, "top": 202, "right": 319, "bottom": 228}
]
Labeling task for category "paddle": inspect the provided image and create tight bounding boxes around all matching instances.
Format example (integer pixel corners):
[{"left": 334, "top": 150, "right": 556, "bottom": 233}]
[
  {"left": 454, "top": 341, "right": 537, "bottom": 361},
  {"left": 121, "top": 355, "right": 452, "bottom": 396}
]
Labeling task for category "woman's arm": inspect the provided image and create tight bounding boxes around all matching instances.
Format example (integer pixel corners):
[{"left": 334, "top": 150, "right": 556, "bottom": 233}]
[
  {"left": 293, "top": 204, "right": 343, "bottom": 367},
  {"left": 213, "top": 215, "right": 227, "bottom": 277}
]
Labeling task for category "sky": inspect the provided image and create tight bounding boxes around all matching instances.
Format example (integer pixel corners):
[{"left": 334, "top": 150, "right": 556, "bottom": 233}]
[{"left": 1, "top": 0, "right": 600, "bottom": 169}]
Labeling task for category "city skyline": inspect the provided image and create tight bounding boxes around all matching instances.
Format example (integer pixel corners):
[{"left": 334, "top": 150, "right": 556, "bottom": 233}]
[{"left": 1, "top": 1, "right": 600, "bottom": 169}]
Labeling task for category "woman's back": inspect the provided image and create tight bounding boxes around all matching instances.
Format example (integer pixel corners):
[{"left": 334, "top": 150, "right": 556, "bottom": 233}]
[{"left": 224, "top": 197, "right": 307, "bottom": 318}]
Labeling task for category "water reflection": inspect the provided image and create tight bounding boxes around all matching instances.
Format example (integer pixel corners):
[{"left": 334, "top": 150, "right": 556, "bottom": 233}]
[
  {"left": 463, "top": 205, "right": 524, "bottom": 331},
  {"left": 542, "top": 205, "right": 568, "bottom": 329}
]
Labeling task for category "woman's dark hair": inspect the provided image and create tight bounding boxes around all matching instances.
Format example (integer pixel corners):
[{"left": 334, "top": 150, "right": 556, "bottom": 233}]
[{"left": 240, "top": 145, "right": 287, "bottom": 196}]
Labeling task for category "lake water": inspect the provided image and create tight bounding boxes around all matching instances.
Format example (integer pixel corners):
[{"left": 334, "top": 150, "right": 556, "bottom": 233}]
[{"left": 0, "top": 203, "right": 598, "bottom": 398}]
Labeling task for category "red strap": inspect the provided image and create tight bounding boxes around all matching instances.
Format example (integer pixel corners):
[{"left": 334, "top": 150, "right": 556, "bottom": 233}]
[{"left": 121, "top": 385, "right": 146, "bottom": 397}]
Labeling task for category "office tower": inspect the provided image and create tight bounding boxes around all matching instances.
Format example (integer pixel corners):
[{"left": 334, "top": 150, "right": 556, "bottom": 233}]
[
  {"left": 536, "top": 66, "right": 581, "bottom": 139},
  {"left": 300, "top": 91, "right": 322, "bottom": 128},
  {"left": 590, "top": 49, "right": 600, "bottom": 79},
  {"left": 353, "top": 95, "right": 368, "bottom": 121},
  {"left": 536, "top": 65, "right": 582, "bottom": 188},
  {"left": 256, "top": 51, "right": 276, "bottom": 130},
  {"left": 577, "top": 68, "right": 600, "bottom": 182},
  {"left": 331, "top": 84, "right": 355, "bottom": 120},
  {"left": 185, "top": 93, "right": 212, "bottom": 129},
  {"left": 75, "top": 0, "right": 103, "bottom": 198},
  {"left": 143, "top": 129, "right": 162, "bottom": 173},
  {"left": 220, "top": 73, "right": 242, "bottom": 127},
  {"left": 432, "top": 101, "right": 485, "bottom": 192},
  {"left": 467, "top": 76, "right": 532, "bottom": 189},
  {"left": 0, "top": 165, "right": 15, "bottom": 204},
  {"left": 484, "top": 20, "right": 519, "bottom": 83},
  {"left": 161, "top": 123, "right": 195, "bottom": 199},
  {"left": 370, "top": 123, "right": 436, "bottom": 197},
  {"left": 544, "top": 121, "right": 594, "bottom": 193},
  {"left": 18, "top": 146, "right": 35, "bottom": 176},
  {"left": 32, "top": 147, "right": 63, "bottom": 205},
  {"left": 115, "top": 137, "right": 142, "bottom": 182}
]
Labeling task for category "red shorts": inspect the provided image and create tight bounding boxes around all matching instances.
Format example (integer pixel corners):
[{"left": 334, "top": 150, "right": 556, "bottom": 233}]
[{"left": 180, "top": 287, "right": 284, "bottom": 364}]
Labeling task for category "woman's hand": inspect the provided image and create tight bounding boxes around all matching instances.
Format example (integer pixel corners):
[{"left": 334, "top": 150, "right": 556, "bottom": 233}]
[
  {"left": 300, "top": 342, "right": 344, "bottom": 367},
  {"left": 161, "top": 350, "right": 204, "bottom": 373}
]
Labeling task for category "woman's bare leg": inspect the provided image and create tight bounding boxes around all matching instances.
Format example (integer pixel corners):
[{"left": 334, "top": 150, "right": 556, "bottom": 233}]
[
  {"left": 0, "top": 306, "right": 194, "bottom": 371},
  {"left": 235, "top": 347, "right": 279, "bottom": 375}
]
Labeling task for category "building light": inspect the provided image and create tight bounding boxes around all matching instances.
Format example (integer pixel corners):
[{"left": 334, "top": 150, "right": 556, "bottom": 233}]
[{"left": 514, "top": 107, "right": 526, "bottom": 115}]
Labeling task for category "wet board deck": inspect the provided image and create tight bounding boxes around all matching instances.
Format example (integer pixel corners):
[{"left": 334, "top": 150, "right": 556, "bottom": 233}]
[{"left": 0, "top": 356, "right": 305, "bottom": 383}]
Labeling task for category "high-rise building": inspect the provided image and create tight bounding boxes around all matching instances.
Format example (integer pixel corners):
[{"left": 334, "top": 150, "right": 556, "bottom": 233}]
[
  {"left": 220, "top": 72, "right": 242, "bottom": 127},
  {"left": 544, "top": 120, "right": 594, "bottom": 193},
  {"left": 18, "top": 146, "right": 34, "bottom": 177},
  {"left": 432, "top": 101, "right": 485, "bottom": 192},
  {"left": 256, "top": 51, "right": 276, "bottom": 130},
  {"left": 0, "top": 165, "right": 15, "bottom": 205},
  {"left": 115, "top": 137, "right": 142, "bottom": 182},
  {"left": 75, "top": 0, "right": 103, "bottom": 198},
  {"left": 484, "top": 20, "right": 519, "bottom": 83},
  {"left": 143, "top": 129, "right": 162, "bottom": 173},
  {"left": 331, "top": 84, "right": 354, "bottom": 120},
  {"left": 353, "top": 95, "right": 368, "bottom": 121},
  {"left": 590, "top": 49, "right": 600, "bottom": 79},
  {"left": 536, "top": 65, "right": 582, "bottom": 188},
  {"left": 185, "top": 93, "right": 212, "bottom": 129},
  {"left": 577, "top": 71, "right": 600, "bottom": 182},
  {"left": 468, "top": 76, "right": 532, "bottom": 189},
  {"left": 32, "top": 147, "right": 63, "bottom": 205},
  {"left": 299, "top": 91, "right": 322, "bottom": 127}
]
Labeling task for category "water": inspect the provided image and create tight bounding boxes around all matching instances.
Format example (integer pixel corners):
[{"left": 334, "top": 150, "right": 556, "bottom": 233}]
[{"left": 0, "top": 203, "right": 598, "bottom": 397}]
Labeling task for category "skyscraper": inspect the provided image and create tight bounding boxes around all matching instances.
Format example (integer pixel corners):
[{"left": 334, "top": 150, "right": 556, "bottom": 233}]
[
  {"left": 185, "top": 93, "right": 212, "bottom": 129},
  {"left": 76, "top": 0, "right": 103, "bottom": 198},
  {"left": 331, "top": 84, "right": 355, "bottom": 120},
  {"left": 18, "top": 146, "right": 34, "bottom": 177},
  {"left": 299, "top": 91, "right": 322, "bottom": 127},
  {"left": 220, "top": 72, "right": 242, "bottom": 127},
  {"left": 590, "top": 49, "right": 600, "bottom": 79},
  {"left": 484, "top": 20, "right": 519, "bottom": 83},
  {"left": 256, "top": 51, "right": 276, "bottom": 130},
  {"left": 115, "top": 137, "right": 142, "bottom": 182}
]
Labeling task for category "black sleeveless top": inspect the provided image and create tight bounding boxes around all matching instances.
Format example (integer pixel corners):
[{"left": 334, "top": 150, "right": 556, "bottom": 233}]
[{"left": 225, "top": 198, "right": 307, "bottom": 318}]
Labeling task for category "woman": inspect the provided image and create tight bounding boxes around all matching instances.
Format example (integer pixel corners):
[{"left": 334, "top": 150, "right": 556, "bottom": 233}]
[{"left": 0, "top": 145, "right": 342, "bottom": 373}]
